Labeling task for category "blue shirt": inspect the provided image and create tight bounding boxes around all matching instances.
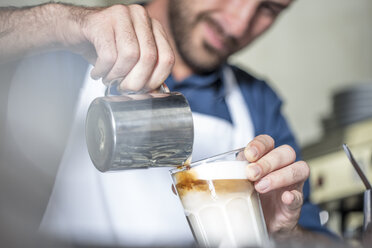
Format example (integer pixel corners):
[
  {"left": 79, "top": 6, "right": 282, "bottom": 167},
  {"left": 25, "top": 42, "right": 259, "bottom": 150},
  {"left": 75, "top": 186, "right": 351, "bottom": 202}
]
[{"left": 166, "top": 64, "right": 332, "bottom": 235}]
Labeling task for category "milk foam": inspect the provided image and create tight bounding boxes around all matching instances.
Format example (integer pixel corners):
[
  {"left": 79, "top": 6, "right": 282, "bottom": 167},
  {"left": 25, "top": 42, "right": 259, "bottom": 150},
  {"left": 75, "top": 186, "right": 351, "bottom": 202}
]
[
  {"left": 176, "top": 160, "right": 269, "bottom": 247},
  {"left": 190, "top": 161, "right": 248, "bottom": 180}
]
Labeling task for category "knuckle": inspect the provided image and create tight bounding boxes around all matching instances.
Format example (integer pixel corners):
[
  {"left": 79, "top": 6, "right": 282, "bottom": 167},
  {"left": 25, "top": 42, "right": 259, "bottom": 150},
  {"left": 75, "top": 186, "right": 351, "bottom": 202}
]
[
  {"left": 152, "top": 18, "right": 164, "bottom": 31},
  {"left": 258, "top": 134, "right": 275, "bottom": 148},
  {"left": 292, "top": 161, "right": 310, "bottom": 182},
  {"left": 99, "top": 50, "right": 117, "bottom": 66},
  {"left": 145, "top": 37, "right": 157, "bottom": 50},
  {"left": 160, "top": 52, "right": 175, "bottom": 67},
  {"left": 281, "top": 144, "right": 296, "bottom": 160},
  {"left": 147, "top": 81, "right": 161, "bottom": 90},
  {"left": 105, "top": 67, "right": 125, "bottom": 82},
  {"left": 123, "top": 46, "right": 140, "bottom": 63},
  {"left": 251, "top": 139, "right": 264, "bottom": 152},
  {"left": 102, "top": 75, "right": 114, "bottom": 85},
  {"left": 257, "top": 157, "right": 272, "bottom": 173},
  {"left": 122, "top": 80, "right": 144, "bottom": 92},
  {"left": 151, "top": 18, "right": 161, "bottom": 27},
  {"left": 109, "top": 4, "right": 130, "bottom": 15},
  {"left": 152, "top": 18, "right": 169, "bottom": 38},
  {"left": 301, "top": 161, "right": 310, "bottom": 178},
  {"left": 142, "top": 50, "right": 158, "bottom": 64},
  {"left": 276, "top": 175, "right": 286, "bottom": 188},
  {"left": 129, "top": 4, "right": 147, "bottom": 16},
  {"left": 167, "top": 52, "right": 175, "bottom": 66},
  {"left": 290, "top": 165, "right": 298, "bottom": 182}
]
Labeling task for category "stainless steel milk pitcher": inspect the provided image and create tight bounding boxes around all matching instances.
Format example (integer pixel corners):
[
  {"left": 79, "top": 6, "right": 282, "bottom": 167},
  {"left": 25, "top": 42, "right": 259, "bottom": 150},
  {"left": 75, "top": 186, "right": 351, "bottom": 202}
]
[{"left": 85, "top": 83, "right": 194, "bottom": 172}]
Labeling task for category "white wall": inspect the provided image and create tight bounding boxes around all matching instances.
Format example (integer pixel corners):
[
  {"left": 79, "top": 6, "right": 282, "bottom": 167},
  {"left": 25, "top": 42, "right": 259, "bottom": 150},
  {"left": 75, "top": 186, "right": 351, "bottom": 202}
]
[
  {"left": 230, "top": 0, "right": 372, "bottom": 146},
  {"left": 2, "top": 0, "right": 371, "bottom": 146}
]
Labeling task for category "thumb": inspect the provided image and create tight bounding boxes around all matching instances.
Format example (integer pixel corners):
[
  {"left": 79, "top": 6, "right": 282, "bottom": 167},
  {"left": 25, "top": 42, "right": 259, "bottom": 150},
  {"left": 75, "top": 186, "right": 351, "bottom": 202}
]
[{"left": 281, "top": 189, "right": 303, "bottom": 212}]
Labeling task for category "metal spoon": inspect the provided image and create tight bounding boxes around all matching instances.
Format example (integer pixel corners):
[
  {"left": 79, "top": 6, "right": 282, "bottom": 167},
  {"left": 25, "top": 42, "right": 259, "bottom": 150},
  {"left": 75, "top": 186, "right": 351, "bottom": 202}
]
[
  {"left": 343, "top": 144, "right": 371, "bottom": 190},
  {"left": 342, "top": 143, "right": 372, "bottom": 235}
]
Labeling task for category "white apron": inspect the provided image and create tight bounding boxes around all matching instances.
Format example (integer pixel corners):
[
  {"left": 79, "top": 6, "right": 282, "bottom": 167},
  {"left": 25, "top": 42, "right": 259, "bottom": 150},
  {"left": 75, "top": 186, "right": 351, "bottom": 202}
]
[{"left": 40, "top": 66, "right": 255, "bottom": 246}]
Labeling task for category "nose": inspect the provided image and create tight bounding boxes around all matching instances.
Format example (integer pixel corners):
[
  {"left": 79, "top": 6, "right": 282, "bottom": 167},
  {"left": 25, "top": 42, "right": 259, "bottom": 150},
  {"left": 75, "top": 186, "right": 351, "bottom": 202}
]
[{"left": 222, "top": 0, "right": 257, "bottom": 38}]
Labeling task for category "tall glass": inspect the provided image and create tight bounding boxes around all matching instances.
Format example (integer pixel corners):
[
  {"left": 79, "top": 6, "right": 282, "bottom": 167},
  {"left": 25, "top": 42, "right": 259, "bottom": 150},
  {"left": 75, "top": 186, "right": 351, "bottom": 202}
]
[{"left": 170, "top": 148, "right": 269, "bottom": 247}]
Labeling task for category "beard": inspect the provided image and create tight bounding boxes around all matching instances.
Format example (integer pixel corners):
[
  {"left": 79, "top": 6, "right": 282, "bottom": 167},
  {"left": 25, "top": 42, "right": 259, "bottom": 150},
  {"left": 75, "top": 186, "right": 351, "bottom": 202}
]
[{"left": 168, "top": 0, "right": 238, "bottom": 75}]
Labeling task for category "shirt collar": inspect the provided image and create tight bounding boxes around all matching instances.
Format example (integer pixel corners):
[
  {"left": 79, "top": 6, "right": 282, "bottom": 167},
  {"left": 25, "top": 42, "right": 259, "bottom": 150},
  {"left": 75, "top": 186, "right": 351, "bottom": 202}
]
[{"left": 165, "top": 65, "right": 225, "bottom": 90}]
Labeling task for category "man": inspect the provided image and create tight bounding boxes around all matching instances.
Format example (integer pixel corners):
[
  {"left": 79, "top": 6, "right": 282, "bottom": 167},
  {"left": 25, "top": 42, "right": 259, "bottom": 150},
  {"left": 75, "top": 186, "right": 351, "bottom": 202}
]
[{"left": 0, "top": 0, "right": 335, "bottom": 246}]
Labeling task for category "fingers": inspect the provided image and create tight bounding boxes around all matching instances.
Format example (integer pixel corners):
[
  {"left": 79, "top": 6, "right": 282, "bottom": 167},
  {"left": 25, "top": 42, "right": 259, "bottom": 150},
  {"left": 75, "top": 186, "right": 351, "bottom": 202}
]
[
  {"left": 254, "top": 161, "right": 309, "bottom": 193},
  {"left": 102, "top": 6, "right": 140, "bottom": 84},
  {"left": 83, "top": 4, "right": 173, "bottom": 91},
  {"left": 90, "top": 23, "right": 119, "bottom": 80},
  {"left": 145, "top": 19, "right": 175, "bottom": 90},
  {"left": 118, "top": 4, "right": 158, "bottom": 91},
  {"left": 89, "top": 5, "right": 140, "bottom": 80},
  {"left": 244, "top": 136, "right": 307, "bottom": 233},
  {"left": 246, "top": 144, "right": 296, "bottom": 181},
  {"left": 244, "top": 135, "right": 275, "bottom": 162}
]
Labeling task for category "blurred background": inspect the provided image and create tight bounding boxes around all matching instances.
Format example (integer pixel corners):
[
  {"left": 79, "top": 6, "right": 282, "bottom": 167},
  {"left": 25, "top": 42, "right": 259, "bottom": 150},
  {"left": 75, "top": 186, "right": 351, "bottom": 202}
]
[
  {"left": 0, "top": 0, "right": 371, "bottom": 246},
  {"left": 1, "top": 0, "right": 370, "bottom": 146}
]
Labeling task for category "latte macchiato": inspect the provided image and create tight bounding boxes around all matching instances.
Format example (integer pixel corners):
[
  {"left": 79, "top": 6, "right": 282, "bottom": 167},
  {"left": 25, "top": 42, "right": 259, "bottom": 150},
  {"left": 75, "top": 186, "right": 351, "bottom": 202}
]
[{"left": 172, "top": 160, "right": 269, "bottom": 248}]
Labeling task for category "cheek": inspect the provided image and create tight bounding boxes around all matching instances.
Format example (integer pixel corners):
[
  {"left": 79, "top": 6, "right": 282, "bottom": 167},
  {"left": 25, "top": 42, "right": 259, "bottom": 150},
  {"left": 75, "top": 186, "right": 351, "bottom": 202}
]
[
  {"left": 187, "top": 0, "right": 221, "bottom": 14},
  {"left": 235, "top": 16, "right": 275, "bottom": 51},
  {"left": 250, "top": 16, "right": 276, "bottom": 42},
  {"left": 203, "top": 0, "right": 225, "bottom": 8},
  {"left": 191, "top": 24, "right": 204, "bottom": 46}
]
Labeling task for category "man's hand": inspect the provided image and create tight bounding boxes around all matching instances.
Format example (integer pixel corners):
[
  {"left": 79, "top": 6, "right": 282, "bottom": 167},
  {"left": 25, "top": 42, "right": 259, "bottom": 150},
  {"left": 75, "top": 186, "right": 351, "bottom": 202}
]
[
  {"left": 244, "top": 135, "right": 310, "bottom": 235},
  {"left": 0, "top": 3, "right": 174, "bottom": 92},
  {"left": 66, "top": 4, "right": 174, "bottom": 91}
]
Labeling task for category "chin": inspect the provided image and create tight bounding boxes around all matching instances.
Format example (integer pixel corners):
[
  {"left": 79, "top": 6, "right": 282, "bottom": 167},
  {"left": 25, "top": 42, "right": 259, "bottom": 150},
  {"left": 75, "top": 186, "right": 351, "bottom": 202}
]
[
  {"left": 186, "top": 56, "right": 223, "bottom": 75},
  {"left": 195, "top": 58, "right": 227, "bottom": 75},
  {"left": 178, "top": 39, "right": 228, "bottom": 75}
]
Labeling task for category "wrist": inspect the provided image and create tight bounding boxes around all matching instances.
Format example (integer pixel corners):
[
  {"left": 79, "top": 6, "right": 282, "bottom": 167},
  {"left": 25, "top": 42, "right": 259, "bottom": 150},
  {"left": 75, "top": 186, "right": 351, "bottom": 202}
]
[
  {"left": 49, "top": 3, "right": 83, "bottom": 50},
  {"left": 0, "top": 4, "right": 64, "bottom": 60},
  {"left": 50, "top": 3, "right": 100, "bottom": 52},
  {"left": 27, "top": 3, "right": 66, "bottom": 51}
]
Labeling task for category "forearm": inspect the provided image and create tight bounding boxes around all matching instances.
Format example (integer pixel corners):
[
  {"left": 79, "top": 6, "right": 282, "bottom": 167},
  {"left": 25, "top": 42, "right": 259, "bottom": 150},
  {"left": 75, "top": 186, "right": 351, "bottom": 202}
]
[
  {"left": 0, "top": 3, "right": 174, "bottom": 91},
  {"left": 0, "top": 3, "right": 91, "bottom": 64}
]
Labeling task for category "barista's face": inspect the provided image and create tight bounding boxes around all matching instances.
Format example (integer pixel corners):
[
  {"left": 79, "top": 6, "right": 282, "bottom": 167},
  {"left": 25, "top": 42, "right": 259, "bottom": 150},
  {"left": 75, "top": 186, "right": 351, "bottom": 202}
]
[{"left": 168, "top": 0, "right": 292, "bottom": 74}]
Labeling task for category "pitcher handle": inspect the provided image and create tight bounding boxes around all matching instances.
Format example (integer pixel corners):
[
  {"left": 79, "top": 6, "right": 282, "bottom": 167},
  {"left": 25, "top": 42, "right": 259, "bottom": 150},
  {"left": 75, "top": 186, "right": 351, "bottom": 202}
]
[{"left": 105, "top": 80, "right": 169, "bottom": 97}]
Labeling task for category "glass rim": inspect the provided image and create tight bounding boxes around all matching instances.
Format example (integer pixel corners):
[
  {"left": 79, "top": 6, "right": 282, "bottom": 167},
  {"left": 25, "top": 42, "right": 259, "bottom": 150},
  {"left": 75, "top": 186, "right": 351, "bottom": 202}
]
[{"left": 169, "top": 147, "right": 245, "bottom": 175}]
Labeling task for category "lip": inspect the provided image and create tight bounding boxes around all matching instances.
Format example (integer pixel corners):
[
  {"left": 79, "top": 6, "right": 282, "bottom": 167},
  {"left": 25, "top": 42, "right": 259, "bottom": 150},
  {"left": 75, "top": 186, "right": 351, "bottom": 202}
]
[{"left": 202, "top": 21, "right": 227, "bottom": 53}]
